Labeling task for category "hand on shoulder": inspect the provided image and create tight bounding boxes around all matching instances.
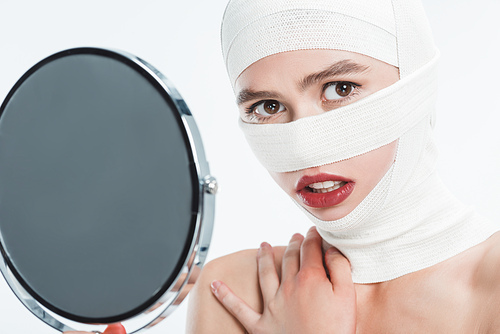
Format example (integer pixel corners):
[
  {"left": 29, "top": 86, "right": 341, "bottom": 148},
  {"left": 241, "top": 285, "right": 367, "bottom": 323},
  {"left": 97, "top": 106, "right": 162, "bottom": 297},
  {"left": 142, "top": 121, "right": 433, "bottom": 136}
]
[
  {"left": 187, "top": 245, "right": 280, "bottom": 333},
  {"left": 187, "top": 227, "right": 356, "bottom": 334}
]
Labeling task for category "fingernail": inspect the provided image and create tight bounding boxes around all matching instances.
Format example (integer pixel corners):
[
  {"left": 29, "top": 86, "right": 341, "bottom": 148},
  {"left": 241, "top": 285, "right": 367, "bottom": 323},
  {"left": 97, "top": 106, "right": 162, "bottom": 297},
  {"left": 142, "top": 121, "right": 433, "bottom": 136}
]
[
  {"left": 211, "top": 280, "right": 221, "bottom": 295},
  {"left": 291, "top": 233, "right": 302, "bottom": 241},
  {"left": 260, "top": 241, "right": 270, "bottom": 249},
  {"left": 258, "top": 242, "right": 264, "bottom": 255}
]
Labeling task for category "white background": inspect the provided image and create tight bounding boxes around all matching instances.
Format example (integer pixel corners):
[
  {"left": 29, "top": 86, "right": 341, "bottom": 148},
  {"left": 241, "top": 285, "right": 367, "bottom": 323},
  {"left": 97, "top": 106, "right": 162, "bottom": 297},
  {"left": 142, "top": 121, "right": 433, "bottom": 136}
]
[{"left": 0, "top": 0, "right": 499, "bottom": 333}]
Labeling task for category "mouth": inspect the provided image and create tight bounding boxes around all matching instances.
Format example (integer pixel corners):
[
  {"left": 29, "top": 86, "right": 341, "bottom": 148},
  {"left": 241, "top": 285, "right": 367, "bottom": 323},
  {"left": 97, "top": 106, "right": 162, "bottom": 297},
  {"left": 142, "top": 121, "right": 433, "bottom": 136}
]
[{"left": 296, "top": 174, "right": 355, "bottom": 208}]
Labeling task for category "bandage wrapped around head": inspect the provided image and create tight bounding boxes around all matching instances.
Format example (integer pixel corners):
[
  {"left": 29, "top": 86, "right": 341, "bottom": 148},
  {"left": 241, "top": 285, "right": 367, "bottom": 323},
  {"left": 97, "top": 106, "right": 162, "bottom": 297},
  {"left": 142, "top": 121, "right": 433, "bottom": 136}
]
[{"left": 221, "top": 0, "right": 498, "bottom": 283}]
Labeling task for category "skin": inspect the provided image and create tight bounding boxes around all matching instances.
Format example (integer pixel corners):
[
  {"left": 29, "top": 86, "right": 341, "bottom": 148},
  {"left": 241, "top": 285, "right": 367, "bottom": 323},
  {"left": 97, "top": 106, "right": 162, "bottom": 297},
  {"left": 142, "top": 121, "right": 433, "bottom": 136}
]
[
  {"left": 211, "top": 228, "right": 356, "bottom": 334},
  {"left": 189, "top": 232, "right": 500, "bottom": 333},
  {"left": 186, "top": 49, "right": 500, "bottom": 333}
]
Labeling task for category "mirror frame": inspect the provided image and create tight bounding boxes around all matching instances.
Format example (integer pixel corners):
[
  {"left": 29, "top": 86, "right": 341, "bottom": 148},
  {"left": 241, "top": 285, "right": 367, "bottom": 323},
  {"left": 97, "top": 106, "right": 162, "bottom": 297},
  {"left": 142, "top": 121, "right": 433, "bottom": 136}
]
[{"left": 0, "top": 47, "right": 216, "bottom": 333}]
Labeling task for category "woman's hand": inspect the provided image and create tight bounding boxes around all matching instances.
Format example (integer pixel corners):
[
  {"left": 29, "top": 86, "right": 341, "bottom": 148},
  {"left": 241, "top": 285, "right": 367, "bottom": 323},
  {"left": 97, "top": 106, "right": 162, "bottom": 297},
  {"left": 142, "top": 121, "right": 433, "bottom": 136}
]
[
  {"left": 211, "top": 227, "right": 356, "bottom": 334},
  {"left": 63, "top": 323, "right": 126, "bottom": 334}
]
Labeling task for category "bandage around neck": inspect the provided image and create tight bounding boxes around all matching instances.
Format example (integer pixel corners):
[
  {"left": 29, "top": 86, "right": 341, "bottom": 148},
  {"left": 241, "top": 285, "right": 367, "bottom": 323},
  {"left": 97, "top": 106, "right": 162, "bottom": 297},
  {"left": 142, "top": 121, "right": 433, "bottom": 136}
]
[{"left": 238, "top": 51, "right": 497, "bottom": 283}]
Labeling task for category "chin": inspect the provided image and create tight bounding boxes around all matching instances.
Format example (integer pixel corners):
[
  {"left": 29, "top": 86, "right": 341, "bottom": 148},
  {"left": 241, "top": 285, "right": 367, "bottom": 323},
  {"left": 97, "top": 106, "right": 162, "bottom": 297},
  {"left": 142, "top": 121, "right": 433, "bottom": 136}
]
[{"left": 304, "top": 203, "right": 354, "bottom": 221}]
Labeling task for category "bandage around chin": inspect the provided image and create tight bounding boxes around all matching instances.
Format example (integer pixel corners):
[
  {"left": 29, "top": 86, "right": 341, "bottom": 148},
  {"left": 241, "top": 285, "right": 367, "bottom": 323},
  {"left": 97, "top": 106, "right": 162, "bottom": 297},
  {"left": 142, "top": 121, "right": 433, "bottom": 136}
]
[{"left": 239, "top": 53, "right": 439, "bottom": 173}]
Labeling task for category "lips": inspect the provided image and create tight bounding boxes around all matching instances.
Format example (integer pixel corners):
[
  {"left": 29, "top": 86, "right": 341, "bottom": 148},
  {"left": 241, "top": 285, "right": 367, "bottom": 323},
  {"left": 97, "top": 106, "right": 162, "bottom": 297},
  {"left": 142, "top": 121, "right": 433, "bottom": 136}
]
[{"left": 296, "top": 173, "right": 355, "bottom": 208}]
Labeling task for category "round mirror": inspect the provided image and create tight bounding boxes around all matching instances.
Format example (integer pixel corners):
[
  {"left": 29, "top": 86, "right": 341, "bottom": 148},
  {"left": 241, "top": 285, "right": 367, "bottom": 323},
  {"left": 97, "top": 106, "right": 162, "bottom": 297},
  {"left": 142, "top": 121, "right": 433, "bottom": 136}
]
[{"left": 0, "top": 47, "right": 215, "bottom": 333}]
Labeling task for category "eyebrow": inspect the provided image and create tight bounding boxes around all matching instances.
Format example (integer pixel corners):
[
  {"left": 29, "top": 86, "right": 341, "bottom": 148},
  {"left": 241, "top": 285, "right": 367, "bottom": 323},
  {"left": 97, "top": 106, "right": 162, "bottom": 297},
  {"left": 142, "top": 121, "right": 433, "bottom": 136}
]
[
  {"left": 237, "top": 89, "right": 282, "bottom": 106},
  {"left": 236, "top": 59, "right": 370, "bottom": 106},
  {"left": 299, "top": 59, "right": 370, "bottom": 91}
]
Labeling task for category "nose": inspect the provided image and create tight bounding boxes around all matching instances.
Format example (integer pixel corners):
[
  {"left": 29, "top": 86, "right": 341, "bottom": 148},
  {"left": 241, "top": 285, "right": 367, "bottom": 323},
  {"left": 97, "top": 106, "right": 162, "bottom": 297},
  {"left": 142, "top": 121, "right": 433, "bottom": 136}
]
[{"left": 289, "top": 102, "right": 325, "bottom": 122}]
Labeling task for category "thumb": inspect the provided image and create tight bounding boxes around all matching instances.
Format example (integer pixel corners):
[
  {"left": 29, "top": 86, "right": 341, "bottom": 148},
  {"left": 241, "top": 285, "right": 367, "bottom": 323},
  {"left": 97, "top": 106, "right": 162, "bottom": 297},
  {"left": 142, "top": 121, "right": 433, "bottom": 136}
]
[
  {"left": 102, "top": 323, "right": 126, "bottom": 334},
  {"left": 325, "top": 247, "right": 353, "bottom": 291}
]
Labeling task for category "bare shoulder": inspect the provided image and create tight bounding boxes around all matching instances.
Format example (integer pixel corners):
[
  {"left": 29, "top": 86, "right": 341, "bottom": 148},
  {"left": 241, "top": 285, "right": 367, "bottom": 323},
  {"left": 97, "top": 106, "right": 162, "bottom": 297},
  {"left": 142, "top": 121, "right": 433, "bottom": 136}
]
[
  {"left": 469, "top": 231, "right": 500, "bottom": 333},
  {"left": 186, "top": 246, "right": 286, "bottom": 334},
  {"left": 472, "top": 231, "right": 500, "bottom": 287}
]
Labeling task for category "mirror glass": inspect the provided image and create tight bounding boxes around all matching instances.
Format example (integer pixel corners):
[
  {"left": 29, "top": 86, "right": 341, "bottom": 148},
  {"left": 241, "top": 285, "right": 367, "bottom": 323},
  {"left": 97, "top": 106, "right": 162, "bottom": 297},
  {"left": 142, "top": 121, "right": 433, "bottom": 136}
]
[{"left": 0, "top": 48, "right": 214, "bottom": 332}]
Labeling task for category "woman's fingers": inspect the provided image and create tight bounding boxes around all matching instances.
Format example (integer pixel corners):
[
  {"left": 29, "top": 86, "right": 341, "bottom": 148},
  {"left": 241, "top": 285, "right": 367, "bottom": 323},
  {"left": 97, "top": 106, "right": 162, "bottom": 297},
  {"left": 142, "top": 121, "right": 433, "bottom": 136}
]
[
  {"left": 257, "top": 242, "right": 280, "bottom": 305},
  {"left": 325, "top": 247, "right": 354, "bottom": 292},
  {"left": 211, "top": 280, "right": 260, "bottom": 330},
  {"left": 63, "top": 324, "right": 125, "bottom": 334},
  {"left": 299, "top": 226, "right": 324, "bottom": 272},
  {"left": 281, "top": 233, "right": 304, "bottom": 278},
  {"left": 102, "top": 324, "right": 126, "bottom": 334}
]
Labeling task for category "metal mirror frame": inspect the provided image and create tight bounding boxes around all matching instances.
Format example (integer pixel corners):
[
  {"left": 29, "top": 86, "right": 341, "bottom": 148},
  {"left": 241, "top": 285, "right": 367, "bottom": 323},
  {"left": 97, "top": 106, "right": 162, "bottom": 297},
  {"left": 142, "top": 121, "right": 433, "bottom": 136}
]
[{"left": 0, "top": 47, "right": 216, "bottom": 333}]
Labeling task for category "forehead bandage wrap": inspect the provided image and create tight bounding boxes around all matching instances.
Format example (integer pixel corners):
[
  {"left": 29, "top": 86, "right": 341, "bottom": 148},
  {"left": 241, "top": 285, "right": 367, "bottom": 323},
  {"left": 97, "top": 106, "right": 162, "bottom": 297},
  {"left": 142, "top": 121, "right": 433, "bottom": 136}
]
[
  {"left": 222, "top": 0, "right": 498, "bottom": 283},
  {"left": 222, "top": 0, "right": 399, "bottom": 86}
]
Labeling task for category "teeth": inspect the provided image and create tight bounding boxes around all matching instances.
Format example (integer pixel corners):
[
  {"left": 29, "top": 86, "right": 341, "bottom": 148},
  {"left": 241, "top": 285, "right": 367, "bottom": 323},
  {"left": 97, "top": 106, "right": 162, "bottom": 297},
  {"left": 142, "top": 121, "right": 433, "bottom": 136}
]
[
  {"left": 308, "top": 181, "right": 346, "bottom": 193},
  {"left": 309, "top": 181, "right": 342, "bottom": 189},
  {"left": 323, "top": 180, "right": 335, "bottom": 188},
  {"left": 310, "top": 182, "right": 323, "bottom": 189}
]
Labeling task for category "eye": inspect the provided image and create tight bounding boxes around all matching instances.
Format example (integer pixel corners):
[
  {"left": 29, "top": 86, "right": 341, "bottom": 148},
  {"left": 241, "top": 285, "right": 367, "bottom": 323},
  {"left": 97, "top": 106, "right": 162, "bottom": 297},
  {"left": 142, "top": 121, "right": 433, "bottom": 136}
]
[
  {"left": 254, "top": 100, "right": 285, "bottom": 116},
  {"left": 323, "top": 82, "right": 357, "bottom": 100}
]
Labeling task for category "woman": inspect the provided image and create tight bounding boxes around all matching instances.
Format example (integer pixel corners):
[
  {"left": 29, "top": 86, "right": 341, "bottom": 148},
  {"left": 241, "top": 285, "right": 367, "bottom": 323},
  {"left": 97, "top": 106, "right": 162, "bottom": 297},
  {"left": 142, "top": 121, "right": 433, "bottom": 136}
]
[
  {"left": 63, "top": 0, "right": 499, "bottom": 333},
  {"left": 186, "top": 0, "right": 500, "bottom": 333}
]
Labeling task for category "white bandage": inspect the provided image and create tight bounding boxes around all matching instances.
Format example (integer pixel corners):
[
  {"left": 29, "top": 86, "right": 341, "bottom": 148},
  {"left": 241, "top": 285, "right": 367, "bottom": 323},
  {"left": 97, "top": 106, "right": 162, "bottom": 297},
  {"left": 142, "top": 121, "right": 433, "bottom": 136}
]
[
  {"left": 221, "top": 0, "right": 498, "bottom": 283},
  {"left": 238, "top": 53, "right": 439, "bottom": 172}
]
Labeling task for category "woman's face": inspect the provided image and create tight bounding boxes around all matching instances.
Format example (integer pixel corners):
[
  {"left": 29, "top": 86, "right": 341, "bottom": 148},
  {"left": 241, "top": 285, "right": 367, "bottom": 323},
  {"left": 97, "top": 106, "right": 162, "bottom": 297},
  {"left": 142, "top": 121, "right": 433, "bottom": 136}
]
[{"left": 234, "top": 49, "right": 400, "bottom": 220}]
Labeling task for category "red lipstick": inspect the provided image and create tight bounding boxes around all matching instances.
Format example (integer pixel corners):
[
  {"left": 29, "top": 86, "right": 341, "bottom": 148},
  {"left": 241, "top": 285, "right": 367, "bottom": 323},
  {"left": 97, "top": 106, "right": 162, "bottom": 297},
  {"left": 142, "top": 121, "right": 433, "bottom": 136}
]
[{"left": 296, "top": 174, "right": 355, "bottom": 208}]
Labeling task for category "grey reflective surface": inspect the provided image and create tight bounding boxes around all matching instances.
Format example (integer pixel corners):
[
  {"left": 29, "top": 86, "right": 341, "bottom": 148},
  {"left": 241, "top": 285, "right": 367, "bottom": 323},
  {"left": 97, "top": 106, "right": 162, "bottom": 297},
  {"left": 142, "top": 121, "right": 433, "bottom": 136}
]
[{"left": 0, "top": 52, "right": 197, "bottom": 321}]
